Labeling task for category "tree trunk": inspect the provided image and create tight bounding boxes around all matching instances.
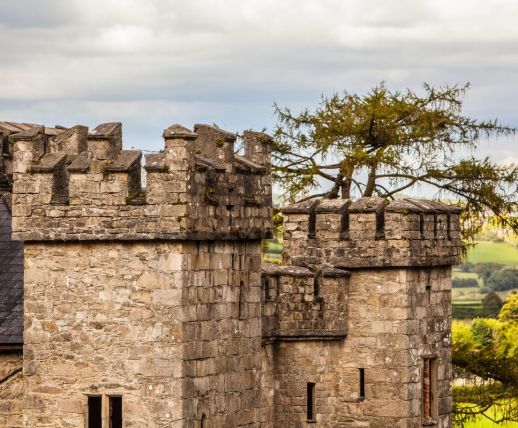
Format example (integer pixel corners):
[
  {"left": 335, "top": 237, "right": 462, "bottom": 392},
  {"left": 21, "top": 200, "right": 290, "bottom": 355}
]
[
  {"left": 340, "top": 161, "right": 354, "bottom": 199},
  {"left": 363, "top": 163, "right": 377, "bottom": 197}
]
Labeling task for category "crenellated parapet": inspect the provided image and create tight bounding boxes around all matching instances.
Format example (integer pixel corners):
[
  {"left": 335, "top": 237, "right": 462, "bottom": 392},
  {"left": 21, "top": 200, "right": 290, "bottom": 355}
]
[
  {"left": 261, "top": 263, "right": 349, "bottom": 342},
  {"left": 0, "top": 122, "right": 68, "bottom": 193},
  {"left": 281, "top": 197, "right": 462, "bottom": 268},
  {"left": 10, "top": 122, "right": 273, "bottom": 241}
]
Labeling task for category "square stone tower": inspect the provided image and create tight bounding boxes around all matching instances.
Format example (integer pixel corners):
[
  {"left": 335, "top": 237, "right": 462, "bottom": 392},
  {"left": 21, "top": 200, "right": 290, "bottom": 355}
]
[
  {"left": 260, "top": 198, "right": 461, "bottom": 427},
  {"left": 7, "top": 119, "right": 461, "bottom": 427},
  {"left": 11, "top": 122, "right": 273, "bottom": 427}
]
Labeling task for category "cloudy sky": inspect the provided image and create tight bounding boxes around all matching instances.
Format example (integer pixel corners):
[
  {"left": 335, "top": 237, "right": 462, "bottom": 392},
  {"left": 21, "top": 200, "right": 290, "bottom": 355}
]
[{"left": 0, "top": 0, "right": 517, "bottom": 167}]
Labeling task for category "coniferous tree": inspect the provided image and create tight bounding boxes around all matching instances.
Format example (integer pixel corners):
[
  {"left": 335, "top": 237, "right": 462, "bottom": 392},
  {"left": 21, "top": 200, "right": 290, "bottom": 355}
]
[{"left": 273, "top": 83, "right": 518, "bottom": 244}]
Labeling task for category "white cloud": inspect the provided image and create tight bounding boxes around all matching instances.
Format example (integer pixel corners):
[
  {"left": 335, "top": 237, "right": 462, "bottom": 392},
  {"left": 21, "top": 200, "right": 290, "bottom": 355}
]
[{"left": 0, "top": 0, "right": 517, "bottom": 149}]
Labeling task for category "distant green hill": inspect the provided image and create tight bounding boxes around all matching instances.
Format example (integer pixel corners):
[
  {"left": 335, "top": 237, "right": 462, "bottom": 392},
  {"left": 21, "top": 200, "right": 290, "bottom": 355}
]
[{"left": 467, "top": 241, "right": 518, "bottom": 265}]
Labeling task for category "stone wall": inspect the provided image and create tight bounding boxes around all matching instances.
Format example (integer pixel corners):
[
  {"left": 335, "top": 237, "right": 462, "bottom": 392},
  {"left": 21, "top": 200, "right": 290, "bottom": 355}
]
[
  {"left": 270, "top": 196, "right": 456, "bottom": 426},
  {"left": 265, "top": 266, "right": 452, "bottom": 428},
  {"left": 23, "top": 239, "right": 265, "bottom": 428},
  {"left": 261, "top": 264, "right": 349, "bottom": 342},
  {"left": 0, "top": 351, "right": 23, "bottom": 428},
  {"left": 11, "top": 123, "right": 272, "bottom": 242},
  {"left": 7, "top": 118, "right": 457, "bottom": 427},
  {"left": 282, "top": 198, "right": 461, "bottom": 268},
  {"left": 23, "top": 242, "right": 186, "bottom": 427},
  {"left": 181, "top": 240, "right": 263, "bottom": 427}
]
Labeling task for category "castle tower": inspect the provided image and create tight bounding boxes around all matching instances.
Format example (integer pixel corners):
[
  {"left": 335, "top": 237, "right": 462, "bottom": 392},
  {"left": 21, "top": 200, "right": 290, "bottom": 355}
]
[
  {"left": 260, "top": 198, "right": 461, "bottom": 427},
  {"left": 11, "top": 122, "right": 273, "bottom": 427}
]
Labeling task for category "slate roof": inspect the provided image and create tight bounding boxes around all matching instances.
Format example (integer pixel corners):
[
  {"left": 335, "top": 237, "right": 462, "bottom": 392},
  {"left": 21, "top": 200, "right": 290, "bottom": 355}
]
[
  {"left": 0, "top": 121, "right": 63, "bottom": 136},
  {"left": 0, "top": 194, "right": 23, "bottom": 345}
]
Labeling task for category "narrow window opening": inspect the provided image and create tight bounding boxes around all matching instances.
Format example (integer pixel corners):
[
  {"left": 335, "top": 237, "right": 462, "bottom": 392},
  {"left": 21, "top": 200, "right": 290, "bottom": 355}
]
[
  {"left": 308, "top": 207, "right": 316, "bottom": 239},
  {"left": 433, "top": 214, "right": 438, "bottom": 238},
  {"left": 359, "top": 368, "right": 365, "bottom": 401},
  {"left": 306, "top": 382, "right": 316, "bottom": 421},
  {"left": 423, "top": 358, "right": 437, "bottom": 423},
  {"left": 375, "top": 208, "right": 385, "bottom": 240},
  {"left": 109, "top": 396, "right": 122, "bottom": 428},
  {"left": 425, "top": 270, "right": 432, "bottom": 304},
  {"left": 238, "top": 280, "right": 245, "bottom": 319},
  {"left": 272, "top": 275, "right": 279, "bottom": 300},
  {"left": 262, "top": 274, "right": 270, "bottom": 302},
  {"left": 50, "top": 162, "right": 70, "bottom": 205},
  {"left": 419, "top": 214, "right": 425, "bottom": 239},
  {"left": 313, "top": 273, "right": 321, "bottom": 298},
  {"left": 227, "top": 205, "right": 233, "bottom": 226},
  {"left": 243, "top": 175, "right": 256, "bottom": 206},
  {"left": 87, "top": 396, "right": 102, "bottom": 428},
  {"left": 446, "top": 214, "right": 452, "bottom": 240},
  {"left": 339, "top": 205, "right": 350, "bottom": 240},
  {"left": 201, "top": 414, "right": 207, "bottom": 428}
]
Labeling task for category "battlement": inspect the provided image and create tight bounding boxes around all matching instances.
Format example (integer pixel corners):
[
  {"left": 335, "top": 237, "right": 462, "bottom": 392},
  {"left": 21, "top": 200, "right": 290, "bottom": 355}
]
[
  {"left": 10, "top": 122, "right": 273, "bottom": 241},
  {"left": 282, "top": 197, "right": 462, "bottom": 268},
  {"left": 261, "top": 263, "right": 349, "bottom": 342}
]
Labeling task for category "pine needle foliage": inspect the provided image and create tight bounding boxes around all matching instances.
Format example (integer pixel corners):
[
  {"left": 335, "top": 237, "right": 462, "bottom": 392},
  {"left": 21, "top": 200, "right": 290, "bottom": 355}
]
[{"left": 272, "top": 83, "right": 518, "bottom": 245}]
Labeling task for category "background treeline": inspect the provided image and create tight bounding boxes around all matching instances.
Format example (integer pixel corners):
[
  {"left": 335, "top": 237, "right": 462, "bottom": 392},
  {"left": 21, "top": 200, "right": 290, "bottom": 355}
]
[{"left": 460, "top": 262, "right": 518, "bottom": 292}]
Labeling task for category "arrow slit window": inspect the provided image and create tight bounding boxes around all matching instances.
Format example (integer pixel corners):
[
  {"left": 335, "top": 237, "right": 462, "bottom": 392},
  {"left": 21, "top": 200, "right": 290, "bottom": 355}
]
[{"left": 423, "top": 358, "right": 438, "bottom": 423}]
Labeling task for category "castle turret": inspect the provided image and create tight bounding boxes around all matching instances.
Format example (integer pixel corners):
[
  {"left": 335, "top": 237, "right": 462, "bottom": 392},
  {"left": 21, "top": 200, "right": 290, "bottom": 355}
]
[
  {"left": 6, "top": 116, "right": 459, "bottom": 427},
  {"left": 11, "top": 122, "right": 272, "bottom": 427},
  {"left": 11, "top": 122, "right": 272, "bottom": 241},
  {"left": 282, "top": 197, "right": 461, "bottom": 268},
  {"left": 259, "top": 197, "right": 460, "bottom": 427}
]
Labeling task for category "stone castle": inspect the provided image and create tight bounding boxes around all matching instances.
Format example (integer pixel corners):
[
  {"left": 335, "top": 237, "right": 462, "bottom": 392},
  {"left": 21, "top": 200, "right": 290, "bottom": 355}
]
[{"left": 0, "top": 120, "right": 461, "bottom": 427}]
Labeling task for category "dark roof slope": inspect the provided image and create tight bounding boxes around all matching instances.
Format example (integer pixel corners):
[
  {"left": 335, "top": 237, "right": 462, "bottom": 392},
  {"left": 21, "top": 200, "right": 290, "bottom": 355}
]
[
  {"left": 0, "top": 121, "right": 63, "bottom": 136},
  {"left": 0, "top": 194, "right": 23, "bottom": 345}
]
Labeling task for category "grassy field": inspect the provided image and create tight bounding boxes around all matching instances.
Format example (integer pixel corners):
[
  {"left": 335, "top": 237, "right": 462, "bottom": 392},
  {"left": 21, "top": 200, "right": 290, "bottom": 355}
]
[
  {"left": 461, "top": 411, "right": 518, "bottom": 427},
  {"left": 452, "top": 300, "right": 484, "bottom": 319},
  {"left": 467, "top": 241, "right": 518, "bottom": 265},
  {"left": 265, "top": 240, "right": 282, "bottom": 253},
  {"left": 263, "top": 240, "right": 282, "bottom": 263},
  {"left": 451, "top": 280, "right": 516, "bottom": 303},
  {"left": 263, "top": 253, "right": 282, "bottom": 263},
  {"left": 456, "top": 400, "right": 518, "bottom": 427},
  {"left": 452, "top": 271, "right": 481, "bottom": 283},
  {"left": 452, "top": 286, "right": 484, "bottom": 301}
]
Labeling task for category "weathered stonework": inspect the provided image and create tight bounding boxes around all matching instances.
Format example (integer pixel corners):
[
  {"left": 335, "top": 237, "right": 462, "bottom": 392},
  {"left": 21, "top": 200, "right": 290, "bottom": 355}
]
[
  {"left": 23, "top": 240, "right": 263, "bottom": 427},
  {"left": 261, "top": 264, "right": 349, "bottom": 342},
  {"left": 8, "top": 122, "right": 271, "bottom": 428},
  {"left": 181, "top": 241, "right": 263, "bottom": 427},
  {"left": 282, "top": 198, "right": 461, "bottom": 268},
  {"left": 0, "top": 351, "right": 23, "bottom": 428},
  {"left": 0, "top": 119, "right": 458, "bottom": 427},
  {"left": 11, "top": 123, "right": 272, "bottom": 241},
  {"left": 260, "top": 267, "right": 452, "bottom": 427},
  {"left": 265, "top": 197, "right": 459, "bottom": 427}
]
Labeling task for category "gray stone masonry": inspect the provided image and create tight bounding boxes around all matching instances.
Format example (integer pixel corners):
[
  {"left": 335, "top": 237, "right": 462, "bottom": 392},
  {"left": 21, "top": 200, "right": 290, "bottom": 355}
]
[
  {"left": 2, "top": 118, "right": 459, "bottom": 427},
  {"left": 11, "top": 122, "right": 273, "bottom": 241},
  {"left": 261, "top": 264, "right": 349, "bottom": 342},
  {"left": 8, "top": 122, "right": 271, "bottom": 427},
  {"left": 0, "top": 352, "right": 22, "bottom": 428},
  {"left": 258, "top": 197, "right": 459, "bottom": 427},
  {"left": 281, "top": 197, "right": 462, "bottom": 268}
]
